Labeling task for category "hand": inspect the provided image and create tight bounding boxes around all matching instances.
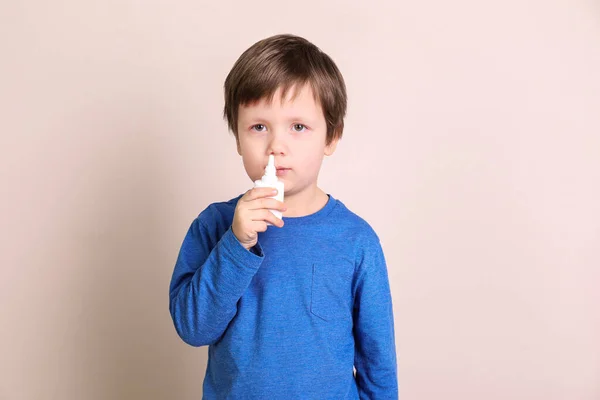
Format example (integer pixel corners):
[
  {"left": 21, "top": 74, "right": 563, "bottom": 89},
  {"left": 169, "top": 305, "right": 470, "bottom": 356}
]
[{"left": 231, "top": 187, "right": 287, "bottom": 250}]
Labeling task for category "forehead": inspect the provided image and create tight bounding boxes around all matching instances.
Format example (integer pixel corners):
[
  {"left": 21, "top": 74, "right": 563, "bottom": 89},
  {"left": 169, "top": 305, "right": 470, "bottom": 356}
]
[{"left": 238, "top": 83, "right": 323, "bottom": 118}]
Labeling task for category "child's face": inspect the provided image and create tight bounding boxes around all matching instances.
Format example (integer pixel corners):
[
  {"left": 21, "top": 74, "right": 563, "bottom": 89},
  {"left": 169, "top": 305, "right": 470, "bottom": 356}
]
[{"left": 236, "top": 83, "right": 338, "bottom": 197}]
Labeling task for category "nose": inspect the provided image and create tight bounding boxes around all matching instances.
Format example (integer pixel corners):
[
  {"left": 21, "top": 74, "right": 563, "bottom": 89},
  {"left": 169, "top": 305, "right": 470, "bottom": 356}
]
[{"left": 267, "top": 129, "right": 287, "bottom": 156}]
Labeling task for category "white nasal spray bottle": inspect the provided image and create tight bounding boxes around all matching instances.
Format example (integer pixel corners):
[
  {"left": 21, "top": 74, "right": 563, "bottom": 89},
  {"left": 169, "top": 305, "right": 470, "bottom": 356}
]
[{"left": 253, "top": 154, "right": 284, "bottom": 224}]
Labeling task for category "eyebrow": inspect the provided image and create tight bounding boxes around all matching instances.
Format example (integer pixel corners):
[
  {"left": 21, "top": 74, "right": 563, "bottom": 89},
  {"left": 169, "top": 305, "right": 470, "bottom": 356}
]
[{"left": 244, "top": 116, "right": 314, "bottom": 124}]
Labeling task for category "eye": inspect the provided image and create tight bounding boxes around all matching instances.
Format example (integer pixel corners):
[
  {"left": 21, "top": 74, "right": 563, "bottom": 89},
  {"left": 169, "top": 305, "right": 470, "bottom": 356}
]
[
  {"left": 251, "top": 124, "right": 267, "bottom": 132},
  {"left": 292, "top": 124, "right": 307, "bottom": 132}
]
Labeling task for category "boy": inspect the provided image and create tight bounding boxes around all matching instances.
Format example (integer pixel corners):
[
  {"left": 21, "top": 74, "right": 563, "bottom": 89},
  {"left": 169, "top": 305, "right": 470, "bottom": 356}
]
[{"left": 169, "top": 34, "right": 398, "bottom": 399}]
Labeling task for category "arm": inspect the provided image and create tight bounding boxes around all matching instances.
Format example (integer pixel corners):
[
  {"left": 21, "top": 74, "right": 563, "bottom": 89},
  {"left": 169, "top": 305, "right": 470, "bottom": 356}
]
[
  {"left": 169, "top": 216, "right": 263, "bottom": 347},
  {"left": 353, "top": 235, "right": 398, "bottom": 399}
]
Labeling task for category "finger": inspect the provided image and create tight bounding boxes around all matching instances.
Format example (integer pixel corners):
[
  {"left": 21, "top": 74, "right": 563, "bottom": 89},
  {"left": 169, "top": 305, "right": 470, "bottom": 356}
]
[
  {"left": 265, "top": 210, "right": 285, "bottom": 228},
  {"left": 247, "top": 197, "right": 287, "bottom": 211},
  {"left": 251, "top": 209, "right": 284, "bottom": 227},
  {"left": 244, "top": 187, "right": 279, "bottom": 202},
  {"left": 253, "top": 220, "right": 269, "bottom": 233}
]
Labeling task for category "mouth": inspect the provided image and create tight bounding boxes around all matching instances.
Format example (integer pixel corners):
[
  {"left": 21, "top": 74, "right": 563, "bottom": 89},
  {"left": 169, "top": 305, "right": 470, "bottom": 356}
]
[{"left": 276, "top": 167, "right": 290, "bottom": 177}]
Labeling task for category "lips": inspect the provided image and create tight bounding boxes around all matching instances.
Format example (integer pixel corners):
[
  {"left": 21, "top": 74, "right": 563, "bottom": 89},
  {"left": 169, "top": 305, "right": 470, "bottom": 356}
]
[{"left": 276, "top": 167, "right": 290, "bottom": 177}]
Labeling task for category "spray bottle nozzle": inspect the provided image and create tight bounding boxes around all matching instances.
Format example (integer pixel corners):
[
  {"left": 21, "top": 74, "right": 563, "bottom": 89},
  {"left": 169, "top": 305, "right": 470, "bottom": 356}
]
[
  {"left": 265, "top": 155, "right": 276, "bottom": 176},
  {"left": 261, "top": 154, "right": 277, "bottom": 184}
]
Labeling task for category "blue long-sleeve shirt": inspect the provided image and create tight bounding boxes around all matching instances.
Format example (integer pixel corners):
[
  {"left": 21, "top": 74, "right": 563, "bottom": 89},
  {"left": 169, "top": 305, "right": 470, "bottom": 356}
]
[{"left": 169, "top": 193, "right": 398, "bottom": 399}]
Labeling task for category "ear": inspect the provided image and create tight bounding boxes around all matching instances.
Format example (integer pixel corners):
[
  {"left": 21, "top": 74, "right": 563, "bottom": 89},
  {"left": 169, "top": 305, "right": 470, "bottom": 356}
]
[
  {"left": 324, "top": 132, "right": 340, "bottom": 156},
  {"left": 236, "top": 136, "right": 242, "bottom": 156}
]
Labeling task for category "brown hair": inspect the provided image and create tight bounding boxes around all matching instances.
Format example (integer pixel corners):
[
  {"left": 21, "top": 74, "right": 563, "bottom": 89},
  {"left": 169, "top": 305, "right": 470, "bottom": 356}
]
[{"left": 223, "top": 34, "right": 347, "bottom": 146}]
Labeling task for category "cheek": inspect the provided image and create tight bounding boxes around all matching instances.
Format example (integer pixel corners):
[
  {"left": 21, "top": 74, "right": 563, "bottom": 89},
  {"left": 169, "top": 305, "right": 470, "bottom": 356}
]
[
  {"left": 241, "top": 153, "right": 264, "bottom": 180},
  {"left": 298, "top": 151, "right": 323, "bottom": 175}
]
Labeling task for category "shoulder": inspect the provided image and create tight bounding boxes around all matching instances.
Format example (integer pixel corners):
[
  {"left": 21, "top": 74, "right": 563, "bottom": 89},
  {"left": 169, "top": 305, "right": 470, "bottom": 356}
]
[
  {"left": 330, "top": 198, "right": 387, "bottom": 281},
  {"left": 331, "top": 197, "right": 381, "bottom": 245},
  {"left": 189, "top": 193, "right": 244, "bottom": 237},
  {"left": 198, "top": 193, "right": 243, "bottom": 222}
]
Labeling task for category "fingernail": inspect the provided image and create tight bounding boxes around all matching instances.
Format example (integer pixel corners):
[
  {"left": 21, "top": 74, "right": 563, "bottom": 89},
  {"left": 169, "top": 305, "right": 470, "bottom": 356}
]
[{"left": 272, "top": 189, "right": 277, "bottom": 194}]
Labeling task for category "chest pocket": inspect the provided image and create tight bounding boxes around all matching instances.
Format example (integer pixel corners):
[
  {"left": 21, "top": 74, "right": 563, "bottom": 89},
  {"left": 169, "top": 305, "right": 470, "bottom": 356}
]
[{"left": 310, "top": 263, "right": 353, "bottom": 321}]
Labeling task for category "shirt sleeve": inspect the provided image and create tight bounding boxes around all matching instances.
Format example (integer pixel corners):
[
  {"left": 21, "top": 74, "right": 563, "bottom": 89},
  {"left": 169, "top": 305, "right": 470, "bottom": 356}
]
[
  {"left": 352, "top": 233, "right": 399, "bottom": 399},
  {"left": 169, "top": 215, "right": 264, "bottom": 347}
]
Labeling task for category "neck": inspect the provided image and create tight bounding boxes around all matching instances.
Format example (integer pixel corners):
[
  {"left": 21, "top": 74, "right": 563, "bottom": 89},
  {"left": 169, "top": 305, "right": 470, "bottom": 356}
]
[{"left": 281, "top": 185, "right": 328, "bottom": 218}]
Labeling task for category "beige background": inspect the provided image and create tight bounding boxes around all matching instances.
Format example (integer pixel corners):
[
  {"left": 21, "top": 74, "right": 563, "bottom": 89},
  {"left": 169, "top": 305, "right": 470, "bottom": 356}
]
[{"left": 1, "top": 0, "right": 599, "bottom": 399}]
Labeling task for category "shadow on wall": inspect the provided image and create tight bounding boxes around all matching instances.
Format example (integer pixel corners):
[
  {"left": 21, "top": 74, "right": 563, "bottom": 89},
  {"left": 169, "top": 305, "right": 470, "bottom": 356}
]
[{"left": 50, "top": 113, "right": 209, "bottom": 399}]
